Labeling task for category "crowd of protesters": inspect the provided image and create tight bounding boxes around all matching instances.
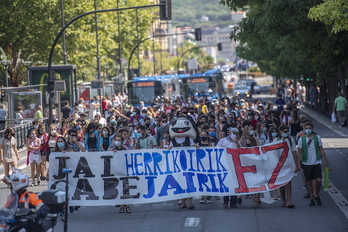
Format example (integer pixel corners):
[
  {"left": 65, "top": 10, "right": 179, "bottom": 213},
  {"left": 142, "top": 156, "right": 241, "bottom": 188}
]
[{"left": 1, "top": 87, "right": 330, "bottom": 212}]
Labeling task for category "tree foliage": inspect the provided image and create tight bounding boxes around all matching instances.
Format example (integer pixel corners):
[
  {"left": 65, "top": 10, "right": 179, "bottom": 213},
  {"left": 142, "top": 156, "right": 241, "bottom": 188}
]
[
  {"left": 308, "top": 0, "right": 348, "bottom": 33},
  {"left": 219, "top": 0, "right": 348, "bottom": 85},
  {"left": 0, "top": 0, "right": 158, "bottom": 86}
]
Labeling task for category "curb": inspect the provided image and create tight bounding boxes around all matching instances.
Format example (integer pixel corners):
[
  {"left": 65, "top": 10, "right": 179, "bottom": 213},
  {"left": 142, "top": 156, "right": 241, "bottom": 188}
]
[{"left": 299, "top": 106, "right": 348, "bottom": 137}]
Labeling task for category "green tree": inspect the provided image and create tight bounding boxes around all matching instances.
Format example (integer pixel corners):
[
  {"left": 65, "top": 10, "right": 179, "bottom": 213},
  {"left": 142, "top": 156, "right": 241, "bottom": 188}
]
[{"left": 308, "top": 0, "right": 348, "bottom": 33}]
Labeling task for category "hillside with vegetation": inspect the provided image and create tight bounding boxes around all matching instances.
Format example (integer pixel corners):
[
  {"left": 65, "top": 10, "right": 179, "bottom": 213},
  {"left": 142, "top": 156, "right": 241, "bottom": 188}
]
[{"left": 172, "top": 0, "right": 233, "bottom": 28}]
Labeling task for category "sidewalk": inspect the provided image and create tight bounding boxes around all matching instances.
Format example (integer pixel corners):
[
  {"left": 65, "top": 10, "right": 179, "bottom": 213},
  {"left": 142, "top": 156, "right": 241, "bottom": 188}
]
[{"left": 299, "top": 105, "right": 348, "bottom": 137}]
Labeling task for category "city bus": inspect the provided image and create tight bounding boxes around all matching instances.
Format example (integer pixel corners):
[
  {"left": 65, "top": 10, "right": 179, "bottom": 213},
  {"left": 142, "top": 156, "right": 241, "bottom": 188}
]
[
  {"left": 180, "top": 70, "right": 224, "bottom": 99},
  {"left": 127, "top": 75, "right": 180, "bottom": 107}
]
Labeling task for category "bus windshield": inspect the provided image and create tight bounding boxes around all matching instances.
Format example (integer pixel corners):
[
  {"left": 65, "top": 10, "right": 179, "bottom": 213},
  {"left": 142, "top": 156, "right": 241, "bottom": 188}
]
[
  {"left": 128, "top": 86, "right": 155, "bottom": 105},
  {"left": 184, "top": 77, "right": 210, "bottom": 95}
]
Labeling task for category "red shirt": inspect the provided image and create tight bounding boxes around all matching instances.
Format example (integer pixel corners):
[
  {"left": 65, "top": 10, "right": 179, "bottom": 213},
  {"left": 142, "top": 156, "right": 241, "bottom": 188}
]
[{"left": 102, "top": 100, "right": 107, "bottom": 111}]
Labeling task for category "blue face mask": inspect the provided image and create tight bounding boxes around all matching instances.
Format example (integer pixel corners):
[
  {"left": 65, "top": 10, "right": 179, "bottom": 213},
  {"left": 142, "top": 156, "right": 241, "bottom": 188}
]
[
  {"left": 282, "top": 133, "right": 289, "bottom": 138},
  {"left": 137, "top": 132, "right": 143, "bottom": 138},
  {"left": 76, "top": 126, "right": 81, "bottom": 130},
  {"left": 57, "top": 142, "right": 65, "bottom": 148},
  {"left": 249, "top": 131, "right": 254, "bottom": 136},
  {"left": 305, "top": 129, "right": 312, "bottom": 135},
  {"left": 271, "top": 132, "right": 278, "bottom": 137},
  {"left": 209, "top": 132, "right": 216, "bottom": 137}
]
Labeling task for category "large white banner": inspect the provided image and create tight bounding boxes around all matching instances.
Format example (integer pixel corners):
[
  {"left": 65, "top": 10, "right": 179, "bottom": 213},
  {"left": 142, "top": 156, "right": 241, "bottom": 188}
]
[{"left": 48, "top": 141, "right": 296, "bottom": 206}]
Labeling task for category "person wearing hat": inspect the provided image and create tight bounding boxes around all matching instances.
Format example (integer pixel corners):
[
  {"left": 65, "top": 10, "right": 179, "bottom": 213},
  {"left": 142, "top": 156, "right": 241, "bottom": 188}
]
[{"left": 216, "top": 127, "right": 241, "bottom": 208}]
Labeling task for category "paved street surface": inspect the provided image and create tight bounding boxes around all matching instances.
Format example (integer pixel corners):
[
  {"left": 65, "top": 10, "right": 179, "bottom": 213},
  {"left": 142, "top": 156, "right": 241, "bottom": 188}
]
[{"left": 1, "top": 93, "right": 348, "bottom": 232}]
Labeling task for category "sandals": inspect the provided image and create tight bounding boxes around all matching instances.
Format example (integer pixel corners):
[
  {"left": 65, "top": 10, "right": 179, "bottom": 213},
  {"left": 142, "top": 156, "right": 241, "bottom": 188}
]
[
  {"left": 281, "top": 203, "right": 287, "bottom": 207},
  {"left": 126, "top": 207, "right": 132, "bottom": 213},
  {"left": 287, "top": 203, "right": 295, "bottom": 208},
  {"left": 223, "top": 202, "right": 228, "bottom": 207},
  {"left": 179, "top": 204, "right": 187, "bottom": 209},
  {"left": 119, "top": 207, "right": 125, "bottom": 213}
]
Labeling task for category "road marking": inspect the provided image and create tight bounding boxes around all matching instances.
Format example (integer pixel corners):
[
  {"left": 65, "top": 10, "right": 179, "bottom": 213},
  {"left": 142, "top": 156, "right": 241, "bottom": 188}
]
[
  {"left": 184, "top": 217, "right": 200, "bottom": 227},
  {"left": 324, "top": 180, "right": 348, "bottom": 219},
  {"left": 343, "top": 155, "right": 346, "bottom": 158}
]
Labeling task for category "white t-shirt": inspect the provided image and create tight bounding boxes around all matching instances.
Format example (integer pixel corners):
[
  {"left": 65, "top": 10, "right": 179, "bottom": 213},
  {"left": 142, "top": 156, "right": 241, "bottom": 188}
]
[
  {"left": 297, "top": 135, "right": 323, "bottom": 165},
  {"left": 216, "top": 137, "right": 238, "bottom": 149}
]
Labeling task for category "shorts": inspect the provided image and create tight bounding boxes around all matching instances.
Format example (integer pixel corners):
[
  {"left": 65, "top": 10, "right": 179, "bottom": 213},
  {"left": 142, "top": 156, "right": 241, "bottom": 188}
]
[
  {"left": 302, "top": 164, "right": 322, "bottom": 180},
  {"left": 29, "top": 153, "right": 42, "bottom": 164}
]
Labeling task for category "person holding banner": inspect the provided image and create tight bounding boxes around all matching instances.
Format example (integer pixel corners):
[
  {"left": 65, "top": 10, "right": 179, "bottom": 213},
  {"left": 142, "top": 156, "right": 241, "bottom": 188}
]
[
  {"left": 216, "top": 127, "right": 241, "bottom": 208},
  {"left": 279, "top": 125, "right": 299, "bottom": 208},
  {"left": 297, "top": 121, "right": 329, "bottom": 206},
  {"left": 267, "top": 126, "right": 281, "bottom": 200}
]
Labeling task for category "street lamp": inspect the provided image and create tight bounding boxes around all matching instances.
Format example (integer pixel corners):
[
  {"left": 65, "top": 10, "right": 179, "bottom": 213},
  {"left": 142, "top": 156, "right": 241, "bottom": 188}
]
[{"left": 0, "top": 60, "right": 11, "bottom": 87}]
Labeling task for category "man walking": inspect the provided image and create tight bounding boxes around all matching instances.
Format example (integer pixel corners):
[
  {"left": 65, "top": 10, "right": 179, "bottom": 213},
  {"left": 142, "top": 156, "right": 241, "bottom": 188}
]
[
  {"left": 297, "top": 121, "right": 329, "bottom": 206},
  {"left": 333, "top": 93, "right": 348, "bottom": 128}
]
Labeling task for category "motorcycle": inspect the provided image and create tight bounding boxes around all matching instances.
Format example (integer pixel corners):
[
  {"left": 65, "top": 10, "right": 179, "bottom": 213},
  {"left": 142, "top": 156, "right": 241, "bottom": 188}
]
[{"left": 0, "top": 190, "right": 65, "bottom": 232}]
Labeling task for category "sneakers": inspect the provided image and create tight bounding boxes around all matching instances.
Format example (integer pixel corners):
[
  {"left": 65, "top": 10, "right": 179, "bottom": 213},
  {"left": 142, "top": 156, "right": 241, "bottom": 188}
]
[
  {"left": 188, "top": 204, "right": 195, "bottom": 209},
  {"left": 179, "top": 204, "right": 187, "bottom": 209},
  {"left": 309, "top": 199, "right": 315, "bottom": 206},
  {"left": 200, "top": 198, "right": 205, "bottom": 204},
  {"left": 314, "top": 196, "right": 322, "bottom": 206}
]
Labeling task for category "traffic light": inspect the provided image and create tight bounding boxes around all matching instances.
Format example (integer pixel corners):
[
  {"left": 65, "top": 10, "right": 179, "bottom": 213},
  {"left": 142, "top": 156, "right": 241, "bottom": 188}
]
[
  {"left": 194, "top": 28, "right": 202, "bottom": 41},
  {"left": 217, "top": 43, "right": 222, "bottom": 51},
  {"left": 160, "top": 0, "right": 172, "bottom": 20},
  {"left": 47, "top": 79, "right": 55, "bottom": 97}
]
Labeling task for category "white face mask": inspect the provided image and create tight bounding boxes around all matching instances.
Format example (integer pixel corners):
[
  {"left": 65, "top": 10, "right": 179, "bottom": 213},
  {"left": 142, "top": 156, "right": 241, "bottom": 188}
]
[
  {"left": 115, "top": 141, "right": 122, "bottom": 147},
  {"left": 230, "top": 134, "right": 236, "bottom": 140}
]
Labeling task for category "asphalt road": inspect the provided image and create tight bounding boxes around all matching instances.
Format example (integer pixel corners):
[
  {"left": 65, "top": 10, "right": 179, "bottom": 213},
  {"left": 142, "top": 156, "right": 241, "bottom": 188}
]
[{"left": 1, "top": 94, "right": 348, "bottom": 232}]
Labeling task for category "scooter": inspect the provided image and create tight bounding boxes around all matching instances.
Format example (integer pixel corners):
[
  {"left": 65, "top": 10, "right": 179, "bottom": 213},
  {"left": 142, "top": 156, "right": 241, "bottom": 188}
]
[{"left": 0, "top": 190, "right": 65, "bottom": 232}]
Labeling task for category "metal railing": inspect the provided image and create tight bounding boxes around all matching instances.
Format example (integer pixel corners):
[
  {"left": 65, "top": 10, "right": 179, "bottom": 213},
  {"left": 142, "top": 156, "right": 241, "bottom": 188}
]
[{"left": 0, "top": 118, "right": 49, "bottom": 149}]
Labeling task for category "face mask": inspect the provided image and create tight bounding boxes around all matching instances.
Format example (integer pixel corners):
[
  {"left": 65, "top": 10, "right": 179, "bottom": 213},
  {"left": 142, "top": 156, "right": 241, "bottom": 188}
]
[
  {"left": 248, "top": 116, "right": 252, "bottom": 120},
  {"left": 34, "top": 125, "right": 39, "bottom": 129},
  {"left": 260, "top": 111, "right": 264, "bottom": 114},
  {"left": 271, "top": 132, "right": 278, "bottom": 137},
  {"left": 219, "top": 117, "right": 224, "bottom": 121},
  {"left": 115, "top": 141, "right": 122, "bottom": 147},
  {"left": 140, "top": 104, "right": 144, "bottom": 107},
  {"left": 57, "top": 142, "right": 65, "bottom": 148},
  {"left": 262, "top": 127, "right": 267, "bottom": 133},
  {"left": 305, "top": 129, "right": 312, "bottom": 135},
  {"left": 103, "top": 131, "right": 108, "bottom": 136},
  {"left": 76, "top": 126, "right": 81, "bottom": 130},
  {"left": 137, "top": 132, "right": 143, "bottom": 137},
  {"left": 221, "top": 121, "right": 226, "bottom": 124},
  {"left": 201, "top": 137, "right": 207, "bottom": 141},
  {"left": 240, "top": 103, "right": 245, "bottom": 106},
  {"left": 51, "top": 130, "right": 57, "bottom": 135},
  {"left": 154, "top": 121, "right": 159, "bottom": 125},
  {"left": 147, "top": 133, "right": 152, "bottom": 136},
  {"left": 55, "top": 123, "right": 59, "bottom": 128},
  {"left": 250, "top": 106, "right": 255, "bottom": 110},
  {"left": 31, "top": 134, "right": 36, "bottom": 139},
  {"left": 10, "top": 133, "right": 15, "bottom": 136},
  {"left": 230, "top": 134, "right": 236, "bottom": 140},
  {"left": 134, "top": 122, "right": 139, "bottom": 126},
  {"left": 110, "top": 119, "right": 115, "bottom": 123},
  {"left": 209, "top": 132, "right": 216, "bottom": 137},
  {"left": 255, "top": 116, "right": 259, "bottom": 120},
  {"left": 249, "top": 130, "right": 254, "bottom": 136},
  {"left": 282, "top": 133, "right": 289, "bottom": 137},
  {"left": 163, "top": 122, "right": 168, "bottom": 126}
]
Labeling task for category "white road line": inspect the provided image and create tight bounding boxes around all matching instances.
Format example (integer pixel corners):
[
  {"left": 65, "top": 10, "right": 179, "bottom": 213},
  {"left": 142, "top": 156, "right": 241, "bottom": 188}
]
[
  {"left": 343, "top": 155, "right": 346, "bottom": 158},
  {"left": 184, "top": 217, "right": 200, "bottom": 227},
  {"left": 324, "top": 179, "right": 348, "bottom": 219}
]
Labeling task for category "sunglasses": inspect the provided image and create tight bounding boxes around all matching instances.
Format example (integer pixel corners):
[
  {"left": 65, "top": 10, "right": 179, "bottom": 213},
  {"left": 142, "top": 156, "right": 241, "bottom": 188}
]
[
  {"left": 283, "top": 131, "right": 289, "bottom": 133},
  {"left": 70, "top": 134, "right": 77, "bottom": 136}
]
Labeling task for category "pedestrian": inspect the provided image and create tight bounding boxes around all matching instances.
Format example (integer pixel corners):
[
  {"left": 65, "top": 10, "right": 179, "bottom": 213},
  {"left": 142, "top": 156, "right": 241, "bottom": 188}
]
[
  {"left": 275, "top": 94, "right": 286, "bottom": 112},
  {"left": 0, "top": 104, "right": 7, "bottom": 131},
  {"left": 0, "top": 128, "right": 19, "bottom": 176},
  {"left": 216, "top": 127, "right": 241, "bottom": 208},
  {"left": 100, "top": 126, "right": 112, "bottom": 151},
  {"left": 297, "top": 121, "right": 329, "bottom": 206},
  {"left": 136, "top": 126, "right": 157, "bottom": 149},
  {"left": 37, "top": 123, "right": 49, "bottom": 181},
  {"left": 61, "top": 100, "right": 72, "bottom": 119},
  {"left": 278, "top": 125, "right": 300, "bottom": 208},
  {"left": 27, "top": 128, "right": 42, "bottom": 186},
  {"left": 34, "top": 105, "right": 44, "bottom": 119},
  {"left": 84, "top": 122, "right": 102, "bottom": 152},
  {"left": 66, "top": 128, "right": 86, "bottom": 152},
  {"left": 333, "top": 92, "right": 348, "bottom": 128}
]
